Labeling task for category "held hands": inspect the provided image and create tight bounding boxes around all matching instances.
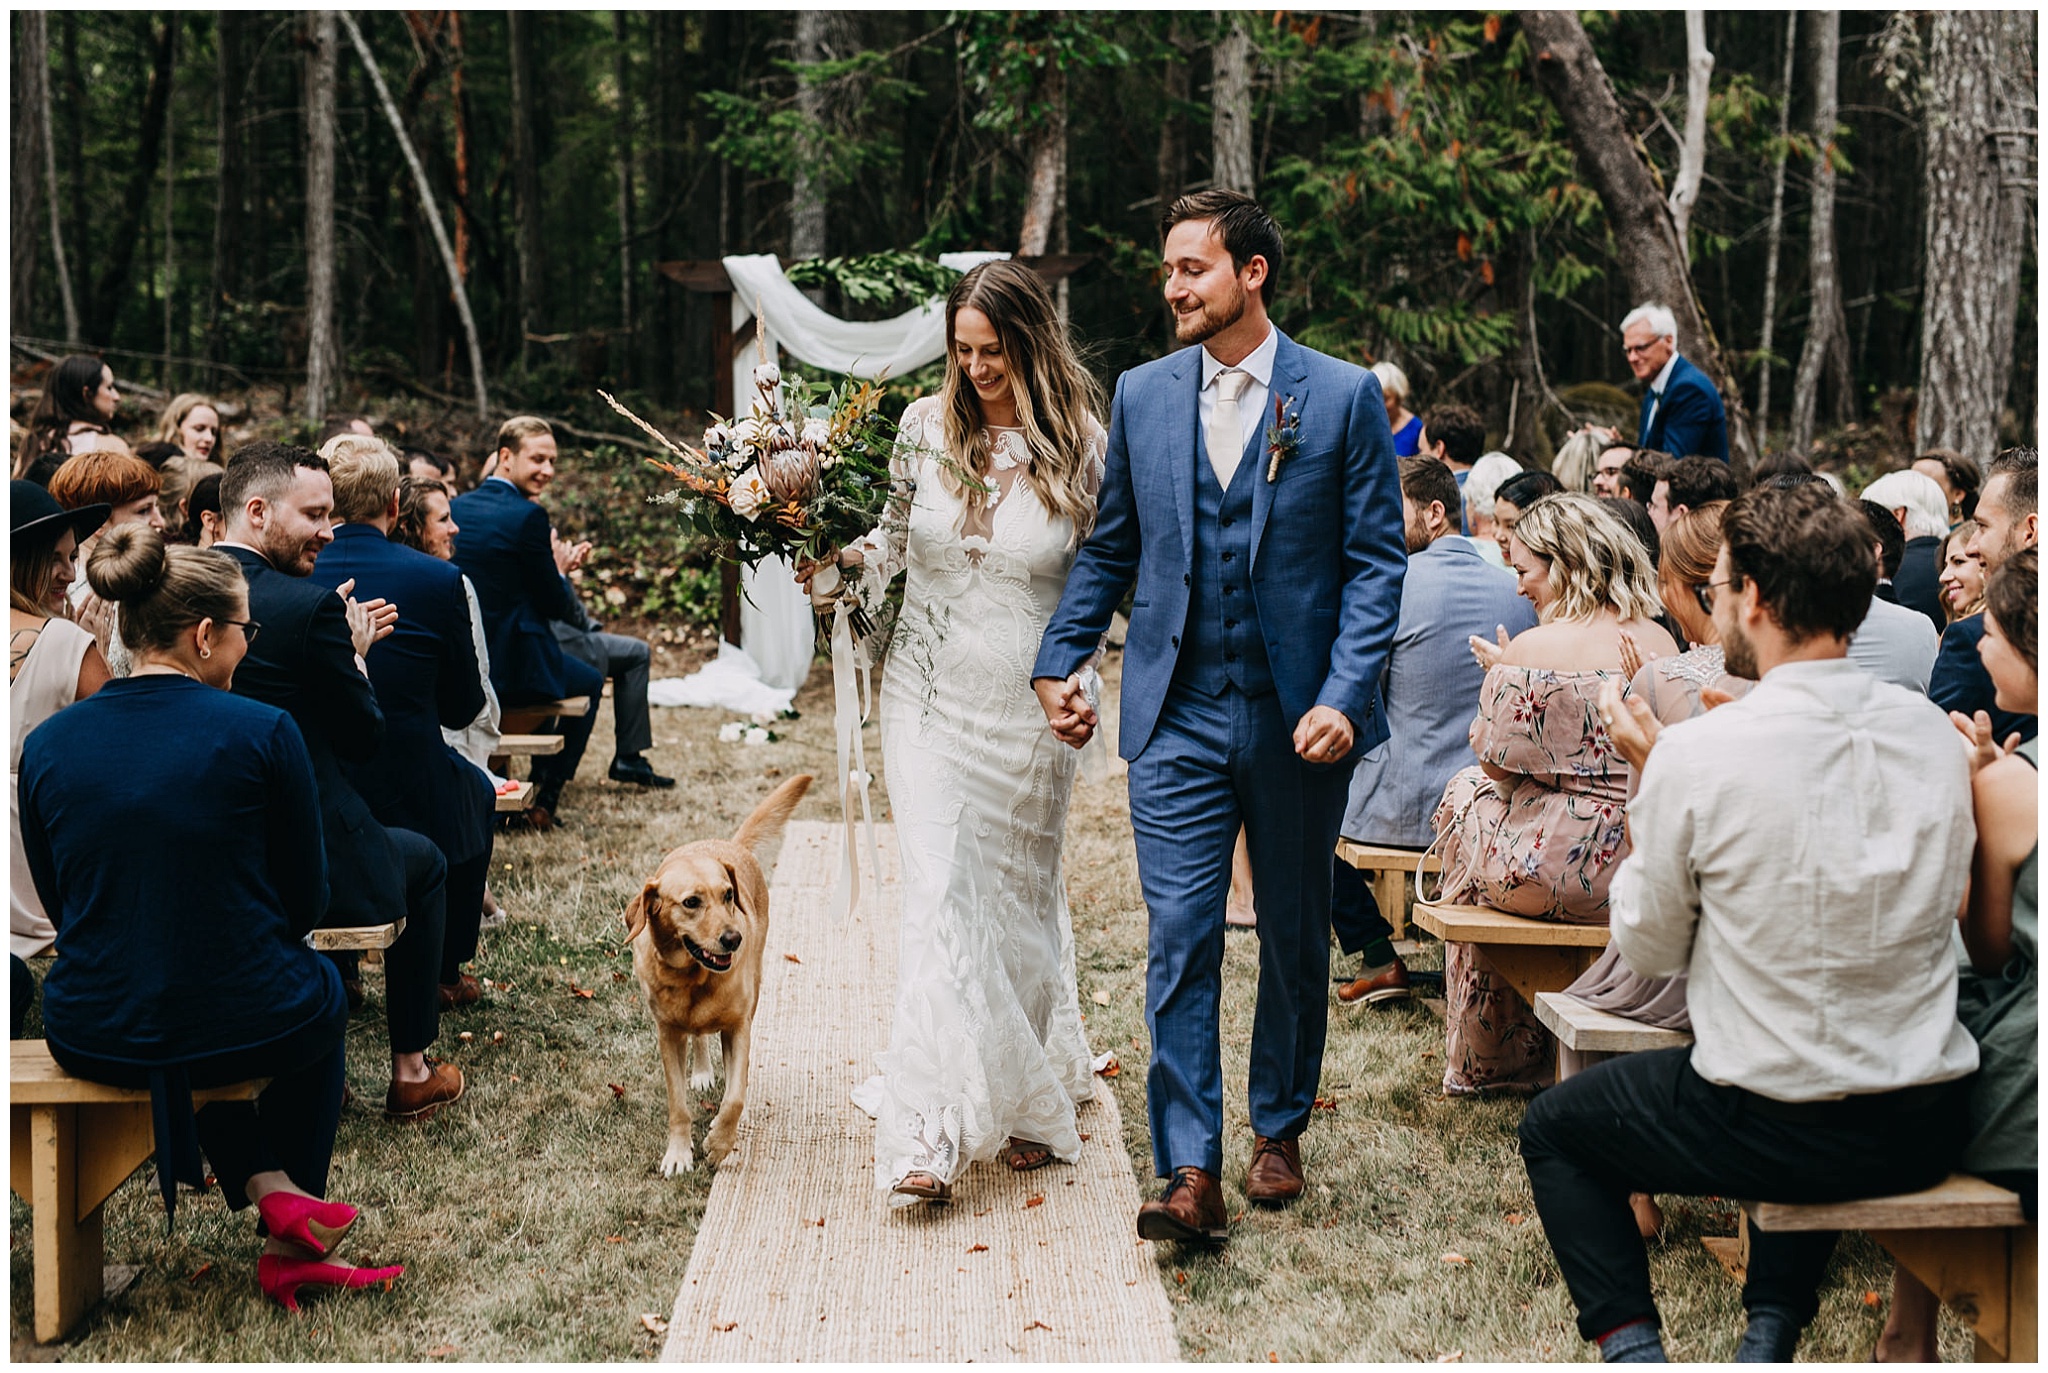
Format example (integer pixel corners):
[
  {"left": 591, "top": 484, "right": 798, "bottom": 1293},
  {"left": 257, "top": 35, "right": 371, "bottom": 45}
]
[
  {"left": 335, "top": 577, "right": 399, "bottom": 658},
  {"left": 1034, "top": 673, "right": 1096, "bottom": 750},
  {"left": 794, "top": 547, "right": 863, "bottom": 596},
  {"left": 1949, "top": 708, "right": 2022, "bottom": 776},
  {"left": 1293, "top": 705, "right": 1354, "bottom": 764},
  {"left": 551, "top": 528, "right": 593, "bottom": 575},
  {"left": 1468, "top": 624, "right": 1510, "bottom": 672}
]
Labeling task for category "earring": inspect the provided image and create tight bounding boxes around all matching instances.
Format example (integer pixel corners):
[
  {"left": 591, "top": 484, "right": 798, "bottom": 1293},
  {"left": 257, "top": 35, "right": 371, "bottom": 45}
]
[{"left": 200, "top": 647, "right": 212, "bottom": 659}]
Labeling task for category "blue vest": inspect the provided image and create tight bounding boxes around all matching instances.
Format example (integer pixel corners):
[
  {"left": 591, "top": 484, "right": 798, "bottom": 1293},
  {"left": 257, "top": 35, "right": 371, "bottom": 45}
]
[{"left": 1173, "top": 450, "right": 1274, "bottom": 697}]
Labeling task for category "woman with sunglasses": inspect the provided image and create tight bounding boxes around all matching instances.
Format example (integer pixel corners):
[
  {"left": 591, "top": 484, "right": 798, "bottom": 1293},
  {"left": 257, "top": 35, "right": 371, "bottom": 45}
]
[{"left": 17, "top": 525, "right": 406, "bottom": 1312}]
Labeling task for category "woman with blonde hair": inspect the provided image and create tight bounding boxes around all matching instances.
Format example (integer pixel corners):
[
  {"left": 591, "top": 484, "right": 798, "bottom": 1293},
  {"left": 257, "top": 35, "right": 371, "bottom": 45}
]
[
  {"left": 1371, "top": 360, "right": 1423, "bottom": 456},
  {"left": 804, "top": 258, "right": 1107, "bottom": 1205},
  {"left": 1430, "top": 492, "right": 1678, "bottom": 1096},
  {"left": 153, "top": 393, "right": 225, "bottom": 537},
  {"left": 1939, "top": 520, "right": 1988, "bottom": 623}
]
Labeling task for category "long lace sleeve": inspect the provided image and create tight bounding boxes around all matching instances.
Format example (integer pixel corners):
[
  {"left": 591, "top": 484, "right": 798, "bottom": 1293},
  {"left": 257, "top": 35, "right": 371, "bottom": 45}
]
[{"left": 846, "top": 396, "right": 934, "bottom": 604}]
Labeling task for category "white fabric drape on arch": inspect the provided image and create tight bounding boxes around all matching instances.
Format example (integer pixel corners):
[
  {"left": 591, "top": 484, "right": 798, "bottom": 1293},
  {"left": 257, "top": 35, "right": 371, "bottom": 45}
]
[{"left": 721, "top": 251, "right": 1009, "bottom": 381}]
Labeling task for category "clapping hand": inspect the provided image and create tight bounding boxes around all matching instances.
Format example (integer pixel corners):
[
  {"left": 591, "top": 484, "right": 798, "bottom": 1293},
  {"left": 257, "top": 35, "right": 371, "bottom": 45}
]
[
  {"left": 1598, "top": 679, "right": 1661, "bottom": 771},
  {"left": 74, "top": 591, "right": 116, "bottom": 653},
  {"left": 1617, "top": 627, "right": 1657, "bottom": 682},
  {"left": 1468, "top": 624, "right": 1510, "bottom": 672},
  {"left": 1034, "top": 673, "right": 1096, "bottom": 750},
  {"left": 551, "top": 528, "right": 593, "bottom": 575},
  {"left": 335, "top": 577, "right": 399, "bottom": 657},
  {"left": 1949, "top": 708, "right": 2022, "bottom": 776}
]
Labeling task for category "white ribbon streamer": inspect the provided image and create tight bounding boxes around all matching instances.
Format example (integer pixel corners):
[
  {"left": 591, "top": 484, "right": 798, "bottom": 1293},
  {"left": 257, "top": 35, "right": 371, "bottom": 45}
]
[{"left": 811, "top": 564, "right": 882, "bottom": 917}]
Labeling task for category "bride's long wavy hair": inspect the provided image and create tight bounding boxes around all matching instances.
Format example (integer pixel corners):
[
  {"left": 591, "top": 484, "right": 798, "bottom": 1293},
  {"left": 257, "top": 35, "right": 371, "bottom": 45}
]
[{"left": 937, "top": 260, "right": 1105, "bottom": 539}]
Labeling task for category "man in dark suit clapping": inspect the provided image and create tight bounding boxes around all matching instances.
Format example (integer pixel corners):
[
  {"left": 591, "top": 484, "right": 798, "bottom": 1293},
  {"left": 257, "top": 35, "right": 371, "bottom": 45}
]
[
  {"left": 312, "top": 435, "right": 498, "bottom": 1012},
  {"left": 217, "top": 441, "right": 464, "bottom": 1121},
  {"left": 452, "top": 416, "right": 671, "bottom": 831}
]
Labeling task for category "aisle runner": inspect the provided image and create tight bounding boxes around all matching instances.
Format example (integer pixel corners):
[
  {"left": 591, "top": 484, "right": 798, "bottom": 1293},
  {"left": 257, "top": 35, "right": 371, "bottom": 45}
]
[{"left": 661, "top": 821, "right": 1180, "bottom": 1363}]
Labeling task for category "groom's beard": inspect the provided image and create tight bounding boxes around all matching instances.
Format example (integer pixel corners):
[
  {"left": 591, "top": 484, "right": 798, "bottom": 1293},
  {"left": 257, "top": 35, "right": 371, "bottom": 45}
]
[{"left": 1172, "top": 280, "right": 1247, "bottom": 346}]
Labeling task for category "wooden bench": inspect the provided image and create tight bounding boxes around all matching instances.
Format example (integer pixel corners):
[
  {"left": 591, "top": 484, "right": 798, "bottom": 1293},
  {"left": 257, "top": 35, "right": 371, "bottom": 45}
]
[
  {"left": 1410, "top": 902, "right": 1609, "bottom": 1003},
  {"left": 10, "top": 1041, "right": 268, "bottom": 1343},
  {"left": 495, "top": 779, "right": 536, "bottom": 814},
  {"left": 1335, "top": 840, "right": 1442, "bottom": 941},
  {"left": 486, "top": 732, "right": 566, "bottom": 782},
  {"left": 1701, "top": 1175, "right": 2035, "bottom": 1362},
  {"left": 1533, "top": 990, "right": 1691, "bottom": 1081},
  {"left": 307, "top": 919, "right": 405, "bottom": 952},
  {"left": 497, "top": 696, "right": 592, "bottom": 737}
]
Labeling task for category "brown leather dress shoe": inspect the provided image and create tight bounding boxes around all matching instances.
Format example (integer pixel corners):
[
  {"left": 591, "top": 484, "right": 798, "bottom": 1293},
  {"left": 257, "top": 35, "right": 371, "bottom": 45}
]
[
  {"left": 1337, "top": 956, "right": 1412, "bottom": 1006},
  {"left": 1245, "top": 1136, "right": 1304, "bottom": 1205},
  {"left": 504, "top": 804, "right": 556, "bottom": 834},
  {"left": 437, "top": 973, "right": 482, "bottom": 1011},
  {"left": 384, "top": 1061, "right": 465, "bottom": 1121},
  {"left": 1136, "top": 1166, "right": 1229, "bottom": 1243}
]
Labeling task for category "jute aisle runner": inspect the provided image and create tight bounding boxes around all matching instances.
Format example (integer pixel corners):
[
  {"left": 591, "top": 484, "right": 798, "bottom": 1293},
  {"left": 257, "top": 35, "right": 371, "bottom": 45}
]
[{"left": 661, "top": 820, "right": 1180, "bottom": 1362}]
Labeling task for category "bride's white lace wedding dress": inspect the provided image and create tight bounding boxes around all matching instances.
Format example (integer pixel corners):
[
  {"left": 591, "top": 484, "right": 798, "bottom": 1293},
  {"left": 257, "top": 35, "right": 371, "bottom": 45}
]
[{"left": 846, "top": 394, "right": 1106, "bottom": 1199}]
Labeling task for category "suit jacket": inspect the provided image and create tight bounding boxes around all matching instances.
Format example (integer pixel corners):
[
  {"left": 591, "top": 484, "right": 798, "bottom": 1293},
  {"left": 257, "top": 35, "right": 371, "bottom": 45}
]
[
  {"left": 307, "top": 523, "right": 494, "bottom": 864},
  {"left": 1033, "top": 331, "right": 1408, "bottom": 760},
  {"left": 1930, "top": 614, "right": 2039, "bottom": 744},
  {"left": 221, "top": 543, "right": 406, "bottom": 928},
  {"left": 1637, "top": 354, "right": 1729, "bottom": 461},
  {"left": 1846, "top": 593, "right": 1940, "bottom": 695},
  {"left": 1342, "top": 537, "right": 1536, "bottom": 847},
  {"left": 1894, "top": 536, "right": 1946, "bottom": 638},
  {"left": 449, "top": 477, "right": 586, "bottom": 705}
]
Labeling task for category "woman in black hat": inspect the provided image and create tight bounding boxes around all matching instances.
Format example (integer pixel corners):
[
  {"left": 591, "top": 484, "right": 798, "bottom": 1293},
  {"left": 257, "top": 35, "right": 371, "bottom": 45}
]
[{"left": 11, "top": 481, "right": 112, "bottom": 1012}]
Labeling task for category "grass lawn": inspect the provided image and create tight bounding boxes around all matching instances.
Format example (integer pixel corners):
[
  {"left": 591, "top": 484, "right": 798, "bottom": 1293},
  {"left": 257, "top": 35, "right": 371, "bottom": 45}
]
[{"left": 11, "top": 646, "right": 1972, "bottom": 1361}]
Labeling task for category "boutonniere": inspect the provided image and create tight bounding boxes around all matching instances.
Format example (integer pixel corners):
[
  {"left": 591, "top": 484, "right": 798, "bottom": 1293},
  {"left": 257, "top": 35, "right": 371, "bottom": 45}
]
[{"left": 1265, "top": 394, "right": 1302, "bottom": 482}]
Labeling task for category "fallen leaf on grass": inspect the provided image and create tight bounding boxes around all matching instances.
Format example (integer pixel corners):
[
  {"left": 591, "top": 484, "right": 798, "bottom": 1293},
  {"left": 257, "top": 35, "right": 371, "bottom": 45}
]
[
  {"left": 1863, "top": 1290, "right": 1881, "bottom": 1308},
  {"left": 1175, "top": 1270, "right": 1187, "bottom": 1286},
  {"left": 458, "top": 1031, "right": 474, "bottom": 1042},
  {"left": 1312, "top": 1095, "right": 1338, "bottom": 1112},
  {"left": 508, "top": 1074, "right": 521, "bottom": 1083},
  {"left": 967, "top": 1243, "right": 989, "bottom": 1253},
  {"left": 1090, "top": 989, "right": 1112, "bottom": 1006},
  {"left": 1025, "top": 1320, "right": 1052, "bottom": 1333},
  {"left": 1024, "top": 1195, "right": 1045, "bottom": 1208},
  {"left": 1504, "top": 1212, "right": 1524, "bottom": 1226},
  {"left": 711, "top": 1321, "right": 737, "bottom": 1333},
  {"left": 187, "top": 1262, "right": 214, "bottom": 1284},
  {"left": 605, "top": 1235, "right": 624, "bottom": 1243},
  {"left": 492, "top": 1030, "right": 505, "bottom": 1044},
  {"left": 784, "top": 954, "right": 802, "bottom": 964},
  {"left": 612, "top": 971, "right": 628, "bottom": 982},
  {"left": 1436, "top": 1352, "right": 1464, "bottom": 1363},
  {"left": 1097, "top": 1059, "right": 1120, "bottom": 1078},
  {"left": 422, "top": 1345, "right": 458, "bottom": 1359},
  {"left": 639, "top": 1314, "right": 668, "bottom": 1334},
  {"left": 1440, "top": 1252, "right": 1470, "bottom": 1265},
  {"left": 609, "top": 1083, "right": 627, "bottom": 1099},
  {"left": 568, "top": 983, "right": 596, "bottom": 999},
  {"left": 1267, "top": 1352, "right": 1279, "bottom": 1363}
]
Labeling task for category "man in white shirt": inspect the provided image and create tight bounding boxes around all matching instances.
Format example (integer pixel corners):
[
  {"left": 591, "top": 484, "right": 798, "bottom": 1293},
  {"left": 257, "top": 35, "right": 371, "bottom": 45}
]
[{"left": 1518, "top": 484, "right": 1978, "bottom": 1364}]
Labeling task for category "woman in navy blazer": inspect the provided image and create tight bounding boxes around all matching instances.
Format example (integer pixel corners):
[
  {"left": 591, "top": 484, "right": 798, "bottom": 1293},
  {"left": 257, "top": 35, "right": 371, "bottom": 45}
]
[{"left": 18, "top": 527, "right": 404, "bottom": 1312}]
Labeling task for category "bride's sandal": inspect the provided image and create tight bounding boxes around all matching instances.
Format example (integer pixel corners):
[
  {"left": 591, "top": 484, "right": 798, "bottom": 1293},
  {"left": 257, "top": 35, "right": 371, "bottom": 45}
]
[
  {"left": 1004, "top": 1139, "right": 1055, "bottom": 1173},
  {"left": 891, "top": 1170, "right": 952, "bottom": 1205}
]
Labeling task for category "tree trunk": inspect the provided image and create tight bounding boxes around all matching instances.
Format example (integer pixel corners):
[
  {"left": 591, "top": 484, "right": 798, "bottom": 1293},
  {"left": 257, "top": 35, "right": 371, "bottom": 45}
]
[
  {"left": 1667, "top": 11, "right": 1713, "bottom": 259},
  {"left": 613, "top": 10, "right": 634, "bottom": 372},
  {"left": 1500, "top": 227, "right": 1557, "bottom": 470},
  {"left": 1916, "top": 11, "right": 2034, "bottom": 456},
  {"left": 338, "top": 11, "right": 489, "bottom": 418},
  {"left": 162, "top": 42, "right": 178, "bottom": 383},
  {"left": 86, "top": 15, "right": 177, "bottom": 345},
  {"left": 1211, "top": 16, "right": 1256, "bottom": 195},
  {"left": 58, "top": 15, "right": 87, "bottom": 307},
  {"left": 1790, "top": 11, "right": 1853, "bottom": 451},
  {"left": 1017, "top": 64, "right": 1067, "bottom": 255},
  {"left": 1518, "top": 9, "right": 1757, "bottom": 470},
  {"left": 790, "top": 11, "right": 836, "bottom": 267},
  {"left": 1753, "top": 11, "right": 1797, "bottom": 453},
  {"left": 1156, "top": 23, "right": 1190, "bottom": 206},
  {"left": 303, "top": 10, "right": 338, "bottom": 424},
  {"left": 508, "top": 11, "right": 545, "bottom": 370},
  {"left": 12, "top": 13, "right": 47, "bottom": 335},
  {"left": 206, "top": 10, "right": 247, "bottom": 363}
]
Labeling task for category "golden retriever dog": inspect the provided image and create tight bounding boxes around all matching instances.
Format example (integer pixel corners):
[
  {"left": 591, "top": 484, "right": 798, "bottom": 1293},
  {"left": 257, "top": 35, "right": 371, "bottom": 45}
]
[{"left": 625, "top": 773, "right": 812, "bottom": 1176}]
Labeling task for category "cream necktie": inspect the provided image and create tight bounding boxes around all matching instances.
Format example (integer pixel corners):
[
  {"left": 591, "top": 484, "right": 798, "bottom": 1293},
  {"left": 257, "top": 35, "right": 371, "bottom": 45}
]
[{"left": 1207, "top": 368, "right": 1252, "bottom": 489}]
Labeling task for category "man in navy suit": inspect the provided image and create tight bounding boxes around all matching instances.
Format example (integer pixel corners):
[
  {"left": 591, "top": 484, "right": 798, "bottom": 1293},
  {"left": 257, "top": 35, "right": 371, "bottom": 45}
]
[
  {"left": 1931, "top": 448, "right": 2037, "bottom": 744},
  {"left": 1622, "top": 303, "right": 1728, "bottom": 463},
  {"left": 217, "top": 441, "right": 464, "bottom": 1121},
  {"left": 312, "top": 436, "right": 497, "bottom": 1011},
  {"left": 451, "top": 417, "right": 672, "bottom": 830},
  {"left": 1333, "top": 456, "right": 1535, "bottom": 1006},
  {"left": 1034, "top": 191, "right": 1406, "bottom": 1242}
]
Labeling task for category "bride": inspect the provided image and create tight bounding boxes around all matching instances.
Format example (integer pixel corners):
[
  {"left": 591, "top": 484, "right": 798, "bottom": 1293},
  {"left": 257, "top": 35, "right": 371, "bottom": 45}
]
[{"left": 805, "top": 259, "right": 1107, "bottom": 1207}]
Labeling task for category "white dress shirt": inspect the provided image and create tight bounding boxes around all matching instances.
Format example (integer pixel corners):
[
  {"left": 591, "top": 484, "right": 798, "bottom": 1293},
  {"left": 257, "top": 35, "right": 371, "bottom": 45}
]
[
  {"left": 1610, "top": 658, "right": 1980, "bottom": 1102},
  {"left": 1199, "top": 325, "right": 1278, "bottom": 462},
  {"left": 1639, "top": 351, "right": 1680, "bottom": 442}
]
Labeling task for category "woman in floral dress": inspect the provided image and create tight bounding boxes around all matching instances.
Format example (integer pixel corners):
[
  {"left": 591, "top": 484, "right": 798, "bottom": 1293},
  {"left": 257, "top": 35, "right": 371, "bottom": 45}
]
[{"left": 1431, "top": 493, "right": 1676, "bottom": 1095}]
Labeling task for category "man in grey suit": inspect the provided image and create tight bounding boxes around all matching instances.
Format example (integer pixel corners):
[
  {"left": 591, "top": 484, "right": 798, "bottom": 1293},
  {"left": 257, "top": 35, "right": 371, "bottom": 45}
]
[
  {"left": 1333, "top": 456, "right": 1536, "bottom": 1004},
  {"left": 1847, "top": 498, "right": 1938, "bottom": 693}
]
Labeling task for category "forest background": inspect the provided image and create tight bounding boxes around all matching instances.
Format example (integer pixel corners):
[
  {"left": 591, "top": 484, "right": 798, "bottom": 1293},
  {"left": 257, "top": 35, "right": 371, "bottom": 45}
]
[{"left": 7, "top": 9, "right": 2037, "bottom": 633}]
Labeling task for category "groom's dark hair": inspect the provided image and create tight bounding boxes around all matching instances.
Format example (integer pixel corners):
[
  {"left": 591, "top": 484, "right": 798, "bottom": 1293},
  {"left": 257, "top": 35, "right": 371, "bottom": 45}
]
[{"left": 1160, "top": 190, "right": 1283, "bottom": 306}]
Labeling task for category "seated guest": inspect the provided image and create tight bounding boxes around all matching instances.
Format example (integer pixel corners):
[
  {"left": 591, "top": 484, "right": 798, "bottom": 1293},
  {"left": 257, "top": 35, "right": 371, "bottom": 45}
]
[
  {"left": 1933, "top": 448, "right": 2037, "bottom": 744},
  {"left": 312, "top": 438, "right": 495, "bottom": 1008},
  {"left": 1461, "top": 452, "right": 1523, "bottom": 571},
  {"left": 153, "top": 393, "right": 225, "bottom": 538},
  {"left": 1418, "top": 402, "right": 1486, "bottom": 532},
  {"left": 1848, "top": 499, "right": 1939, "bottom": 693},
  {"left": 1748, "top": 449, "right": 1814, "bottom": 487},
  {"left": 1488, "top": 468, "right": 1563, "bottom": 568},
  {"left": 1647, "top": 454, "right": 1735, "bottom": 535},
  {"left": 1879, "top": 548, "right": 2040, "bottom": 1361},
  {"left": 1519, "top": 483, "right": 1979, "bottom": 1364},
  {"left": 1433, "top": 494, "right": 1677, "bottom": 1095},
  {"left": 217, "top": 442, "right": 463, "bottom": 1119},
  {"left": 1333, "top": 458, "right": 1535, "bottom": 1005},
  {"left": 18, "top": 526, "right": 406, "bottom": 1308},
  {"left": 317, "top": 415, "right": 375, "bottom": 446},
  {"left": 182, "top": 471, "right": 226, "bottom": 549},
  {"left": 11, "top": 483, "right": 112, "bottom": 964},
  {"left": 13, "top": 354, "right": 132, "bottom": 485},
  {"left": 1913, "top": 447, "right": 1981, "bottom": 525},
  {"left": 394, "top": 476, "right": 502, "bottom": 772},
  {"left": 1938, "top": 520, "right": 1985, "bottom": 623},
  {"left": 1616, "top": 449, "right": 1672, "bottom": 508},
  {"left": 451, "top": 416, "right": 672, "bottom": 830},
  {"left": 1593, "top": 441, "right": 1634, "bottom": 499},
  {"left": 1599, "top": 496, "right": 1661, "bottom": 571},
  {"left": 1371, "top": 362, "right": 1423, "bottom": 457},
  {"left": 405, "top": 448, "right": 456, "bottom": 484},
  {"left": 1861, "top": 469, "right": 1951, "bottom": 634},
  {"left": 49, "top": 451, "right": 167, "bottom": 677},
  {"left": 1550, "top": 429, "right": 1603, "bottom": 494}
]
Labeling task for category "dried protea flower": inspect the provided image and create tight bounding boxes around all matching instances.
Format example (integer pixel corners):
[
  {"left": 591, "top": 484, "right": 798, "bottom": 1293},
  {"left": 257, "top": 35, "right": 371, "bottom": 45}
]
[{"left": 760, "top": 445, "right": 819, "bottom": 505}]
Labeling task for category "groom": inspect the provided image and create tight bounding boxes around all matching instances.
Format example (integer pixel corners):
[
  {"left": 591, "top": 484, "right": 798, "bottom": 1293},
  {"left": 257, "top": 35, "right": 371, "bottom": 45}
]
[{"left": 1033, "top": 191, "right": 1405, "bottom": 1242}]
